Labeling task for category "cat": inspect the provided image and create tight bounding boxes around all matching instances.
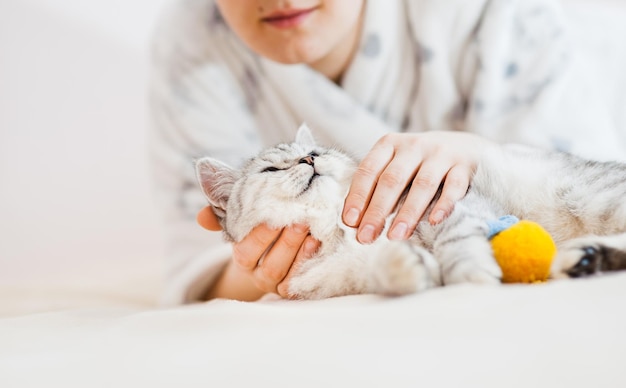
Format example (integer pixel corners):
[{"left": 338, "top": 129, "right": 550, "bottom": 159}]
[{"left": 196, "top": 124, "right": 626, "bottom": 299}]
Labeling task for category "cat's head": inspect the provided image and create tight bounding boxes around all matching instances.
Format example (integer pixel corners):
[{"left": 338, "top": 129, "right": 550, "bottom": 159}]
[{"left": 195, "top": 124, "right": 357, "bottom": 242}]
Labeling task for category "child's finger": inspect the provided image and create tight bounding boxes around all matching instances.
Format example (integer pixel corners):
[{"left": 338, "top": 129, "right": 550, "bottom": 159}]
[
  {"left": 428, "top": 164, "right": 471, "bottom": 225},
  {"left": 253, "top": 224, "right": 309, "bottom": 293},
  {"left": 276, "top": 236, "right": 321, "bottom": 299},
  {"left": 232, "top": 224, "right": 281, "bottom": 271},
  {"left": 196, "top": 206, "right": 222, "bottom": 231}
]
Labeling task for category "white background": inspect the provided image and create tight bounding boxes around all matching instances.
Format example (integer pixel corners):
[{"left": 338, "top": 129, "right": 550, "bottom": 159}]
[{"left": 0, "top": 0, "right": 169, "bottom": 310}]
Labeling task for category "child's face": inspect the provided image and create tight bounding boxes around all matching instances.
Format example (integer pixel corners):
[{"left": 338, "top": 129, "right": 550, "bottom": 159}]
[{"left": 216, "top": 0, "right": 365, "bottom": 65}]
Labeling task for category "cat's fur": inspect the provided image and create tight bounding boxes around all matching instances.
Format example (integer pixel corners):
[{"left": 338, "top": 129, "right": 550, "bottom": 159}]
[{"left": 196, "top": 124, "right": 626, "bottom": 299}]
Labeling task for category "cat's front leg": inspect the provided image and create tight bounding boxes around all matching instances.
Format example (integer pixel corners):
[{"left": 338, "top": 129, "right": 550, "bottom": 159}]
[
  {"left": 369, "top": 240, "right": 441, "bottom": 295},
  {"left": 286, "top": 248, "right": 376, "bottom": 300},
  {"left": 423, "top": 196, "right": 502, "bottom": 286},
  {"left": 552, "top": 233, "right": 626, "bottom": 279},
  {"left": 434, "top": 232, "right": 502, "bottom": 285},
  {"left": 286, "top": 240, "right": 438, "bottom": 299}
]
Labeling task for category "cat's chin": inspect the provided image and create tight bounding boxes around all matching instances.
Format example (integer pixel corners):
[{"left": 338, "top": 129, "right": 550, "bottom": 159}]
[
  {"left": 302, "top": 172, "right": 320, "bottom": 193},
  {"left": 298, "top": 174, "right": 339, "bottom": 199}
]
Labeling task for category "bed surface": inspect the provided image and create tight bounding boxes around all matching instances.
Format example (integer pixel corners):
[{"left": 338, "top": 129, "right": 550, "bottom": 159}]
[{"left": 2, "top": 274, "right": 626, "bottom": 387}]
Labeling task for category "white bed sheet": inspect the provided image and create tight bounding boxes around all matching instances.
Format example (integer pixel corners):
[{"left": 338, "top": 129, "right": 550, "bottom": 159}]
[{"left": 2, "top": 274, "right": 626, "bottom": 388}]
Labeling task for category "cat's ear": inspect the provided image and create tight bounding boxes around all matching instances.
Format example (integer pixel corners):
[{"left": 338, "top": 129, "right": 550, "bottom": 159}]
[
  {"left": 295, "top": 123, "right": 316, "bottom": 147},
  {"left": 195, "top": 157, "right": 239, "bottom": 217}
]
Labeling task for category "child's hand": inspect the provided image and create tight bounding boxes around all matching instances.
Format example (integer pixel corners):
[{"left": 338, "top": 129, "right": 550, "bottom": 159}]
[
  {"left": 231, "top": 223, "right": 320, "bottom": 298},
  {"left": 342, "top": 132, "right": 496, "bottom": 244},
  {"left": 197, "top": 206, "right": 223, "bottom": 231},
  {"left": 197, "top": 206, "right": 321, "bottom": 299}
]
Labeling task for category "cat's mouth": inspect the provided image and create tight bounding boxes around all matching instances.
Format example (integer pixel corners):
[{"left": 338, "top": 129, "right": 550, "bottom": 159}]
[{"left": 303, "top": 171, "right": 321, "bottom": 193}]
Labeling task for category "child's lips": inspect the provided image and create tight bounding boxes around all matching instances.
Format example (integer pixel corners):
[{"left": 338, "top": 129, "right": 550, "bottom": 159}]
[{"left": 261, "top": 7, "right": 318, "bottom": 29}]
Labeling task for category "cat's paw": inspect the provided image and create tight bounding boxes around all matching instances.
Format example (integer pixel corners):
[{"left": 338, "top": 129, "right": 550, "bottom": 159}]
[
  {"left": 286, "top": 254, "right": 373, "bottom": 300},
  {"left": 442, "top": 253, "right": 502, "bottom": 286},
  {"left": 372, "top": 242, "right": 439, "bottom": 295},
  {"left": 552, "top": 235, "right": 626, "bottom": 279},
  {"left": 285, "top": 259, "right": 333, "bottom": 300}
]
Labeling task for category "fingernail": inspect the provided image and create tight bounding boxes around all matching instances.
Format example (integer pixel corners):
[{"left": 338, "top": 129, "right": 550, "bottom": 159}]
[
  {"left": 344, "top": 208, "right": 360, "bottom": 226},
  {"left": 430, "top": 210, "right": 446, "bottom": 225},
  {"left": 389, "top": 222, "right": 408, "bottom": 240},
  {"left": 293, "top": 224, "right": 308, "bottom": 234},
  {"left": 358, "top": 224, "right": 377, "bottom": 244},
  {"left": 304, "top": 238, "right": 319, "bottom": 257}
]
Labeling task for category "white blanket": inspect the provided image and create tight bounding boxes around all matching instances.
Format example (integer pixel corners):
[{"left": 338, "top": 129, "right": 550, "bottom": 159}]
[{"left": 2, "top": 274, "right": 626, "bottom": 387}]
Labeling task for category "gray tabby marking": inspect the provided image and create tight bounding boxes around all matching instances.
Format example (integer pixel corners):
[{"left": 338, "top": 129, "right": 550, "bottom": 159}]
[{"left": 196, "top": 124, "right": 626, "bottom": 299}]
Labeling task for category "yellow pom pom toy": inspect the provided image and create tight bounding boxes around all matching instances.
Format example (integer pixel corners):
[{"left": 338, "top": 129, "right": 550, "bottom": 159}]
[{"left": 487, "top": 216, "right": 557, "bottom": 283}]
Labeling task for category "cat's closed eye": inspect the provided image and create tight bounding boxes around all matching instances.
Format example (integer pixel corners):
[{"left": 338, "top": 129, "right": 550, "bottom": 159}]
[{"left": 262, "top": 166, "right": 281, "bottom": 173}]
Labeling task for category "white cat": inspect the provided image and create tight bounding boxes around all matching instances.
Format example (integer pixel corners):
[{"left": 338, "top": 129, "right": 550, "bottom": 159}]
[{"left": 196, "top": 124, "right": 626, "bottom": 299}]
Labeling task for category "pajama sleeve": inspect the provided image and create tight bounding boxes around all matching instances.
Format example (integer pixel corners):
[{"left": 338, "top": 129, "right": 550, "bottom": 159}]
[
  {"left": 407, "top": 0, "right": 625, "bottom": 161},
  {"left": 461, "top": 0, "right": 626, "bottom": 161},
  {"left": 149, "top": 0, "right": 260, "bottom": 304}
]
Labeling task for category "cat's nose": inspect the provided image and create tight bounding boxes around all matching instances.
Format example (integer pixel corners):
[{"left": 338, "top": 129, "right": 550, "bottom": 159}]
[{"left": 299, "top": 155, "right": 315, "bottom": 165}]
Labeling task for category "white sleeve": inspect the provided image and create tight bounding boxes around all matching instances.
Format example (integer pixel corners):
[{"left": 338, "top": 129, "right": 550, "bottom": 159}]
[
  {"left": 460, "top": 0, "right": 626, "bottom": 161},
  {"left": 148, "top": 0, "right": 260, "bottom": 304}
]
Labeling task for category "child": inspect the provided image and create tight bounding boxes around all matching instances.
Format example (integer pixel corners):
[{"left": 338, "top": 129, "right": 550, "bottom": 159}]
[{"left": 150, "top": 0, "right": 625, "bottom": 303}]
